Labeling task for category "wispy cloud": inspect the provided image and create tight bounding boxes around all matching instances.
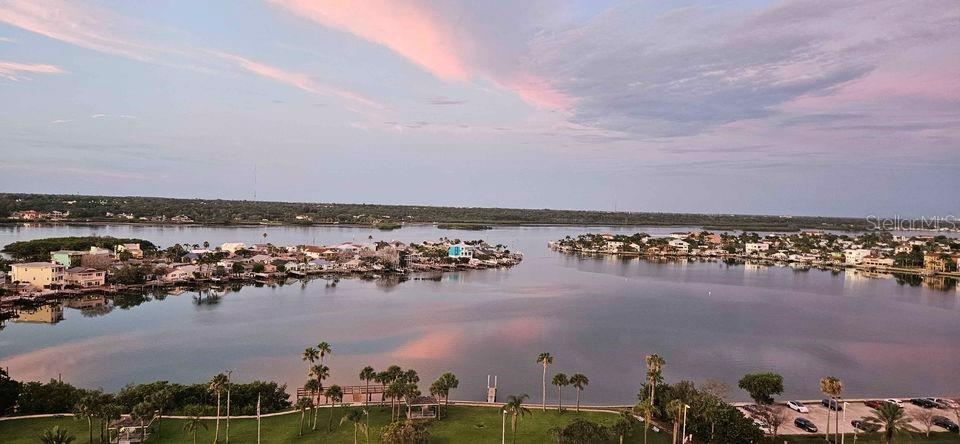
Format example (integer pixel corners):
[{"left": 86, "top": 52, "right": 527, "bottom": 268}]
[
  {"left": 426, "top": 96, "right": 468, "bottom": 106},
  {"left": 0, "top": 60, "right": 65, "bottom": 81},
  {"left": 0, "top": 0, "right": 385, "bottom": 110},
  {"left": 270, "top": 0, "right": 573, "bottom": 110},
  {"left": 213, "top": 52, "right": 386, "bottom": 111}
]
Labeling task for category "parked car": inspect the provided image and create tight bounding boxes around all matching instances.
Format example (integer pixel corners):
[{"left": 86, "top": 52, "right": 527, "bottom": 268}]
[
  {"left": 884, "top": 398, "right": 902, "bottom": 406},
  {"left": 821, "top": 399, "right": 843, "bottom": 411},
  {"left": 742, "top": 404, "right": 765, "bottom": 415},
  {"left": 787, "top": 401, "right": 809, "bottom": 413},
  {"left": 933, "top": 416, "right": 960, "bottom": 433},
  {"left": 925, "top": 398, "right": 951, "bottom": 409},
  {"left": 912, "top": 398, "right": 938, "bottom": 409},
  {"left": 852, "top": 420, "right": 880, "bottom": 433},
  {"left": 794, "top": 417, "right": 818, "bottom": 433},
  {"left": 943, "top": 399, "right": 960, "bottom": 409},
  {"left": 864, "top": 400, "right": 885, "bottom": 409}
]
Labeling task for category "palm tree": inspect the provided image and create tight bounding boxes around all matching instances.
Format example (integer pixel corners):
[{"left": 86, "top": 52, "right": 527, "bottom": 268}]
[
  {"left": 439, "top": 372, "right": 459, "bottom": 407},
  {"left": 862, "top": 403, "right": 918, "bottom": 444},
  {"left": 131, "top": 402, "right": 154, "bottom": 443},
  {"left": 73, "top": 393, "right": 100, "bottom": 444},
  {"left": 536, "top": 352, "right": 554, "bottom": 411},
  {"left": 612, "top": 411, "right": 636, "bottom": 444},
  {"left": 359, "top": 366, "right": 376, "bottom": 407},
  {"left": 645, "top": 354, "right": 665, "bottom": 405},
  {"left": 569, "top": 373, "right": 589, "bottom": 412},
  {"left": 820, "top": 376, "right": 843, "bottom": 443},
  {"left": 504, "top": 394, "right": 531, "bottom": 444},
  {"left": 209, "top": 373, "right": 229, "bottom": 443},
  {"left": 148, "top": 388, "right": 173, "bottom": 440},
  {"left": 820, "top": 376, "right": 843, "bottom": 441},
  {"left": 295, "top": 397, "right": 313, "bottom": 436},
  {"left": 340, "top": 409, "right": 369, "bottom": 444},
  {"left": 39, "top": 426, "right": 76, "bottom": 444},
  {"left": 667, "top": 399, "right": 684, "bottom": 444},
  {"left": 302, "top": 347, "right": 319, "bottom": 365},
  {"left": 326, "top": 385, "right": 344, "bottom": 431},
  {"left": 99, "top": 403, "right": 121, "bottom": 444},
  {"left": 551, "top": 373, "right": 569, "bottom": 412},
  {"left": 304, "top": 379, "right": 322, "bottom": 430},
  {"left": 183, "top": 406, "right": 208, "bottom": 444},
  {"left": 316, "top": 341, "right": 332, "bottom": 366},
  {"left": 634, "top": 398, "right": 657, "bottom": 444}
]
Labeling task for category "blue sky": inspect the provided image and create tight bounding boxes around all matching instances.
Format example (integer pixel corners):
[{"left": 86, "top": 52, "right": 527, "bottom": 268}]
[{"left": 1, "top": 0, "right": 958, "bottom": 217}]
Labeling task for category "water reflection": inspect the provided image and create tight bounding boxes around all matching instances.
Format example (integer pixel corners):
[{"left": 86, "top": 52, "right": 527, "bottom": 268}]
[{"left": 0, "top": 224, "right": 958, "bottom": 404}]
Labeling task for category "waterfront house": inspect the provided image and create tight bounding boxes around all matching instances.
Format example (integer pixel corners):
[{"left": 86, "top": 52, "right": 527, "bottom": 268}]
[
  {"left": 301, "top": 245, "right": 328, "bottom": 259},
  {"left": 745, "top": 242, "right": 771, "bottom": 254},
  {"left": 220, "top": 242, "right": 247, "bottom": 254},
  {"left": 115, "top": 243, "right": 144, "bottom": 258},
  {"left": 10, "top": 210, "right": 42, "bottom": 220},
  {"left": 844, "top": 249, "right": 873, "bottom": 265},
  {"left": 448, "top": 243, "right": 474, "bottom": 259},
  {"left": 65, "top": 267, "right": 106, "bottom": 287},
  {"left": 51, "top": 250, "right": 86, "bottom": 267},
  {"left": 162, "top": 265, "right": 197, "bottom": 283},
  {"left": 861, "top": 257, "right": 895, "bottom": 269},
  {"left": 10, "top": 262, "right": 66, "bottom": 289},
  {"left": 668, "top": 239, "right": 690, "bottom": 254}
]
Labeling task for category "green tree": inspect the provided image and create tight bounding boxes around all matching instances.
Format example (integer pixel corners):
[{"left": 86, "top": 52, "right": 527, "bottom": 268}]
[
  {"left": 39, "top": 426, "right": 76, "bottom": 444},
  {"left": 645, "top": 354, "right": 665, "bottom": 405},
  {"left": 569, "top": 373, "right": 589, "bottom": 412},
  {"left": 208, "top": 373, "right": 229, "bottom": 443},
  {"left": 309, "top": 365, "right": 330, "bottom": 429},
  {"left": 862, "top": 403, "right": 918, "bottom": 444},
  {"left": 820, "top": 376, "right": 843, "bottom": 443},
  {"left": 612, "top": 411, "right": 637, "bottom": 444},
  {"left": 294, "top": 397, "right": 312, "bottom": 436},
  {"left": 325, "top": 385, "right": 344, "bottom": 431},
  {"left": 182, "top": 405, "right": 208, "bottom": 444},
  {"left": 504, "top": 394, "right": 531, "bottom": 444},
  {"left": 536, "top": 352, "right": 554, "bottom": 411},
  {"left": 316, "top": 341, "right": 332, "bottom": 366},
  {"left": 0, "top": 368, "right": 20, "bottom": 415},
  {"left": 551, "top": 373, "right": 569, "bottom": 412},
  {"left": 340, "top": 409, "right": 369, "bottom": 444},
  {"left": 633, "top": 399, "right": 657, "bottom": 444},
  {"left": 131, "top": 401, "right": 154, "bottom": 442},
  {"left": 558, "top": 417, "right": 612, "bottom": 444},
  {"left": 379, "top": 420, "right": 429, "bottom": 444},
  {"left": 231, "top": 262, "right": 244, "bottom": 276},
  {"left": 304, "top": 379, "right": 321, "bottom": 430},
  {"left": 148, "top": 388, "right": 173, "bottom": 439},
  {"left": 737, "top": 372, "right": 784, "bottom": 406},
  {"left": 72, "top": 392, "right": 101, "bottom": 444},
  {"left": 359, "top": 366, "right": 376, "bottom": 408}
]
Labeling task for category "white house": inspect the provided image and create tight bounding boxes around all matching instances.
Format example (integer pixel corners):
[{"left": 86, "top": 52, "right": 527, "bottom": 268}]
[
  {"left": 844, "top": 249, "right": 874, "bottom": 265},
  {"left": 745, "top": 243, "right": 771, "bottom": 254},
  {"left": 668, "top": 239, "right": 690, "bottom": 253}
]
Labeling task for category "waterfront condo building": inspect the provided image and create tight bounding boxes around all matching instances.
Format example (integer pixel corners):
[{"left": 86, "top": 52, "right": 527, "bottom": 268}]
[
  {"left": 10, "top": 262, "right": 66, "bottom": 289},
  {"left": 65, "top": 267, "right": 106, "bottom": 287}
]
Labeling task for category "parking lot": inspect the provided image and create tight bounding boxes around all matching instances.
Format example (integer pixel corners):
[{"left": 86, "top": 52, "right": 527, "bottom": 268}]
[{"left": 737, "top": 399, "right": 959, "bottom": 436}]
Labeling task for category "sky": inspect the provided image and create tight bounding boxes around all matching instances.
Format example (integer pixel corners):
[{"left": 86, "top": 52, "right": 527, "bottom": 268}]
[{"left": 0, "top": 0, "right": 957, "bottom": 217}]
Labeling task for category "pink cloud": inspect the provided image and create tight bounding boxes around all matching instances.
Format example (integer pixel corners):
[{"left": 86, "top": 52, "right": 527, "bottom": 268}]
[
  {"left": 215, "top": 52, "right": 387, "bottom": 110},
  {"left": 271, "top": 0, "right": 469, "bottom": 81},
  {"left": 0, "top": 60, "right": 65, "bottom": 80},
  {"left": 271, "top": 0, "right": 573, "bottom": 110}
]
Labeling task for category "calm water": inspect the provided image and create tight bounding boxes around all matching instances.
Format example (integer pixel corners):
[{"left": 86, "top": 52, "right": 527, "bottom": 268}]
[{"left": 1, "top": 224, "right": 958, "bottom": 404}]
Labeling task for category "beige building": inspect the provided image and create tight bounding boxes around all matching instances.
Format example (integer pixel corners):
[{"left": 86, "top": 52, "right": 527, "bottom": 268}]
[
  {"left": 65, "top": 267, "right": 106, "bottom": 287},
  {"left": 10, "top": 262, "right": 66, "bottom": 289}
]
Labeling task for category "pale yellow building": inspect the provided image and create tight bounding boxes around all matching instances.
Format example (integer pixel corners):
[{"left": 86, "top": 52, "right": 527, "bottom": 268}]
[
  {"left": 65, "top": 267, "right": 106, "bottom": 287},
  {"left": 10, "top": 262, "right": 66, "bottom": 289}
]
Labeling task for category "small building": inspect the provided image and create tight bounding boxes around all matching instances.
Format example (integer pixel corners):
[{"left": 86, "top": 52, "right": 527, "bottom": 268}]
[
  {"left": 115, "top": 243, "right": 144, "bottom": 259},
  {"left": 10, "top": 262, "right": 66, "bottom": 289},
  {"left": 51, "top": 250, "right": 86, "bottom": 267},
  {"left": 861, "top": 257, "right": 894, "bottom": 269},
  {"left": 668, "top": 239, "right": 690, "bottom": 254},
  {"left": 844, "top": 249, "right": 874, "bottom": 265},
  {"left": 10, "top": 210, "right": 42, "bottom": 220},
  {"left": 448, "top": 244, "right": 474, "bottom": 259},
  {"left": 65, "top": 267, "right": 106, "bottom": 287},
  {"left": 745, "top": 243, "right": 771, "bottom": 254},
  {"left": 405, "top": 396, "right": 439, "bottom": 420}
]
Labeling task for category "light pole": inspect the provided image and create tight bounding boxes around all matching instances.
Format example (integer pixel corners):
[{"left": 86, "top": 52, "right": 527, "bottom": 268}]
[
  {"left": 501, "top": 409, "right": 506, "bottom": 444},
  {"left": 841, "top": 402, "right": 847, "bottom": 444},
  {"left": 682, "top": 404, "right": 690, "bottom": 444}
]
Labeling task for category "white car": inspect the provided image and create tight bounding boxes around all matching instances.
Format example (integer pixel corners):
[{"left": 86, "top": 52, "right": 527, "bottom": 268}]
[
  {"left": 787, "top": 401, "right": 809, "bottom": 413},
  {"left": 753, "top": 419, "right": 773, "bottom": 435},
  {"left": 885, "top": 398, "right": 902, "bottom": 406}
]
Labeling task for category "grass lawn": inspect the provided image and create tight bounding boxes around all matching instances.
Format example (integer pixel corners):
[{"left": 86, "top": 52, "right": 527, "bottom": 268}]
[{"left": 1, "top": 406, "right": 672, "bottom": 444}]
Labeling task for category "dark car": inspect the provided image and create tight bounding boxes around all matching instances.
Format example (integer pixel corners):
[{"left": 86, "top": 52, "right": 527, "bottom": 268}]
[
  {"left": 821, "top": 399, "right": 843, "bottom": 411},
  {"left": 864, "top": 400, "right": 884, "bottom": 409},
  {"left": 911, "top": 398, "right": 938, "bottom": 409},
  {"left": 794, "top": 417, "right": 818, "bottom": 433},
  {"left": 933, "top": 416, "right": 960, "bottom": 433},
  {"left": 852, "top": 420, "right": 880, "bottom": 433},
  {"left": 924, "top": 398, "right": 949, "bottom": 409}
]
